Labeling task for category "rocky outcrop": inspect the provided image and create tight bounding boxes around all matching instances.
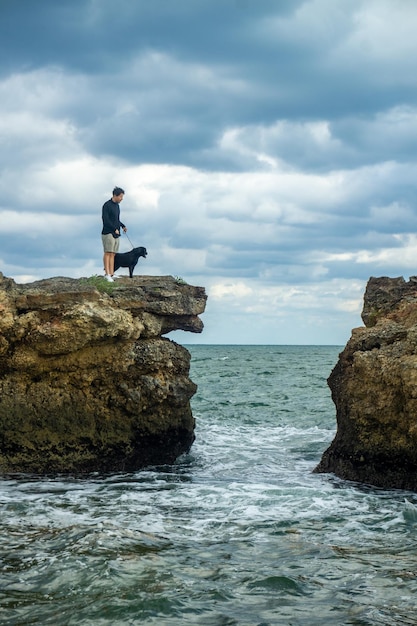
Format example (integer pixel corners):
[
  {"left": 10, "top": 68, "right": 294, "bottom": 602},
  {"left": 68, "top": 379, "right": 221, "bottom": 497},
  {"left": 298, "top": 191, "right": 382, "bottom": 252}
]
[
  {"left": 315, "top": 276, "right": 417, "bottom": 491},
  {"left": 0, "top": 273, "right": 206, "bottom": 474}
]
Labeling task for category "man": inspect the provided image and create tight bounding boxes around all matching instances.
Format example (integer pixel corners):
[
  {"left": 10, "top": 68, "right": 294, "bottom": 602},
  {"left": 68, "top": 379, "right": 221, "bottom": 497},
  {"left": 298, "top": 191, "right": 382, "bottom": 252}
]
[{"left": 101, "top": 187, "right": 128, "bottom": 281}]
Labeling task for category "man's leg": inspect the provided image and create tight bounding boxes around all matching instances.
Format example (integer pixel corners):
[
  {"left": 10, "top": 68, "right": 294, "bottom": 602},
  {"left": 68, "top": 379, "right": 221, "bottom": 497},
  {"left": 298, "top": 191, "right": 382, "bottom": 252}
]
[
  {"left": 104, "top": 252, "right": 115, "bottom": 276},
  {"left": 109, "top": 252, "right": 115, "bottom": 276}
]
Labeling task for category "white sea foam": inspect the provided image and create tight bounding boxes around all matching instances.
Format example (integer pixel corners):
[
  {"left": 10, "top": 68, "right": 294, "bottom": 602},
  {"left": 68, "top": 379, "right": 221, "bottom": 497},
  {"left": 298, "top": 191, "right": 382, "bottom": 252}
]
[{"left": 1, "top": 346, "right": 417, "bottom": 625}]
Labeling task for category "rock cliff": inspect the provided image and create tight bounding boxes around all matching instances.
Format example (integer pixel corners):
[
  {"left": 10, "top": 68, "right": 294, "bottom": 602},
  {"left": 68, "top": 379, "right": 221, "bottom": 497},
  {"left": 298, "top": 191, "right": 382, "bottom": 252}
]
[
  {"left": 0, "top": 273, "right": 207, "bottom": 474},
  {"left": 315, "top": 276, "right": 417, "bottom": 491}
]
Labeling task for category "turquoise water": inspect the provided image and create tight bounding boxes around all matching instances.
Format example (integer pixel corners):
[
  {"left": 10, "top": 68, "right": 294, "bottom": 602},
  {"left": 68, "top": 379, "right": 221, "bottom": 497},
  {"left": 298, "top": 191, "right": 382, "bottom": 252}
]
[{"left": 1, "top": 345, "right": 417, "bottom": 625}]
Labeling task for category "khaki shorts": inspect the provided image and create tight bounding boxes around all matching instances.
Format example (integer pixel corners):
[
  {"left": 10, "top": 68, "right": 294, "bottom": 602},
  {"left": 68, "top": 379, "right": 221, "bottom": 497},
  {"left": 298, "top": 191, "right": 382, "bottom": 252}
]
[{"left": 102, "top": 233, "right": 120, "bottom": 253}]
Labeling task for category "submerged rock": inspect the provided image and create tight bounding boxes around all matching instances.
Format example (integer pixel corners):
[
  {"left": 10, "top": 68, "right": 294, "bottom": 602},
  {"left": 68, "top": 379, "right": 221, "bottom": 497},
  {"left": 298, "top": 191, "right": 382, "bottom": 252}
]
[
  {"left": 0, "top": 273, "right": 206, "bottom": 473},
  {"left": 315, "top": 276, "right": 417, "bottom": 491}
]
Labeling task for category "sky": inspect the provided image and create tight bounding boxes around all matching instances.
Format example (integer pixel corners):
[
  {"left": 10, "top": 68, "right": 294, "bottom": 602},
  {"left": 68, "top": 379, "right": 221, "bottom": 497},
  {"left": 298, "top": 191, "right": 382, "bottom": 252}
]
[{"left": 1, "top": 0, "right": 417, "bottom": 345}]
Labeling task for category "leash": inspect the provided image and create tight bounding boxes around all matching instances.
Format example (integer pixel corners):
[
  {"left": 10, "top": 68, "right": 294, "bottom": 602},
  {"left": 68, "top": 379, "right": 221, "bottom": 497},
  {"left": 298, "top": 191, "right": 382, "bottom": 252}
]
[{"left": 122, "top": 231, "right": 136, "bottom": 249}]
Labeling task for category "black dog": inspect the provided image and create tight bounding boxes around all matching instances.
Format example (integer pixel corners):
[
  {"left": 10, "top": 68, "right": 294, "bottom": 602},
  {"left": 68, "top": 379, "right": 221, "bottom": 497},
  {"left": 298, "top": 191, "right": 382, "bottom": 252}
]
[{"left": 114, "top": 246, "right": 147, "bottom": 278}]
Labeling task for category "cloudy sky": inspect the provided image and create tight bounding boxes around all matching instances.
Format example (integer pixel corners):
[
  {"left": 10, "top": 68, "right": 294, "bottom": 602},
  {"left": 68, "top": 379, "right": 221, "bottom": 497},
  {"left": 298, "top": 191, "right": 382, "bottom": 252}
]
[{"left": 1, "top": 0, "right": 417, "bottom": 344}]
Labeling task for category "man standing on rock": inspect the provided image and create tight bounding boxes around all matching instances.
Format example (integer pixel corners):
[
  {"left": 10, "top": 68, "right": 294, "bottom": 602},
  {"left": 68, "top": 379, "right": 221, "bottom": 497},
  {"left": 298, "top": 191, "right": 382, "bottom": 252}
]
[{"left": 101, "top": 187, "right": 127, "bottom": 282}]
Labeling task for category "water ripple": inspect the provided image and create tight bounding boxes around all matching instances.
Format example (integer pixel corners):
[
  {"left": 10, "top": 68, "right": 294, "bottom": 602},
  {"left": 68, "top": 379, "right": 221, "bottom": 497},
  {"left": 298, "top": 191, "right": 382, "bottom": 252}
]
[{"left": 1, "top": 346, "right": 417, "bottom": 625}]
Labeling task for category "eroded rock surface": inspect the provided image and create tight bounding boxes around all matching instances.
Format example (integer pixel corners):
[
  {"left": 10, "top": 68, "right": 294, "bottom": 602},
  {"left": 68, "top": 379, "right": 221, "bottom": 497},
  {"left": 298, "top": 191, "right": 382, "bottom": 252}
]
[
  {"left": 0, "top": 273, "right": 206, "bottom": 473},
  {"left": 315, "top": 276, "right": 417, "bottom": 491}
]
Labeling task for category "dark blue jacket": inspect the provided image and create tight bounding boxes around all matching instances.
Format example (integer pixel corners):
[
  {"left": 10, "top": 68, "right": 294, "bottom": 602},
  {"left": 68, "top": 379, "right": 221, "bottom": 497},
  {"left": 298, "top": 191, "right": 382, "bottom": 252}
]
[{"left": 101, "top": 199, "right": 126, "bottom": 237}]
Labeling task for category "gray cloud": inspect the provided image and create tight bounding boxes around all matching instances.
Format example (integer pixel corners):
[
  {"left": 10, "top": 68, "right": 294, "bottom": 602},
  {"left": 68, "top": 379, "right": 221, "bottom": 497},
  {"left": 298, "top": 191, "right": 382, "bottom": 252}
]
[{"left": 1, "top": 0, "right": 417, "bottom": 342}]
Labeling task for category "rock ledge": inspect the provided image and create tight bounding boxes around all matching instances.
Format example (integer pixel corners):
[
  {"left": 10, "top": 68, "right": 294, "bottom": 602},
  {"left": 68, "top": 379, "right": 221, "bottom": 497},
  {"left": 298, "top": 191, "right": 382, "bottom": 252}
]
[{"left": 0, "top": 273, "right": 207, "bottom": 474}]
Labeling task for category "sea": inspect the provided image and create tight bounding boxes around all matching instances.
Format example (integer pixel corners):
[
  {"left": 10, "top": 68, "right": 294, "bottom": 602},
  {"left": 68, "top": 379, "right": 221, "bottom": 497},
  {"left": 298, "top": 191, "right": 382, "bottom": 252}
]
[{"left": 1, "top": 344, "right": 417, "bottom": 626}]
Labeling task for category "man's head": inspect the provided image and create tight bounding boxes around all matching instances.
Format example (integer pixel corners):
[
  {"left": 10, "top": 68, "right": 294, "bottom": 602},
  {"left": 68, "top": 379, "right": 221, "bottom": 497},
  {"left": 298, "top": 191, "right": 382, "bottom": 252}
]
[{"left": 112, "top": 187, "right": 125, "bottom": 203}]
